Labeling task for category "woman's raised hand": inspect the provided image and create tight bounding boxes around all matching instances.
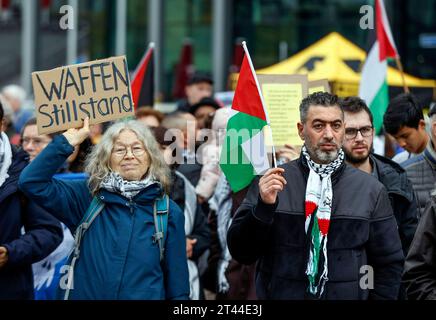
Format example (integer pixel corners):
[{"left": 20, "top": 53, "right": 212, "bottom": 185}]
[{"left": 63, "top": 117, "right": 91, "bottom": 147}]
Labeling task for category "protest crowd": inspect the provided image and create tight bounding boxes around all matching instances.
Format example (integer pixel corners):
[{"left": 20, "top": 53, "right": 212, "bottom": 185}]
[
  {"left": 1, "top": 68, "right": 436, "bottom": 300},
  {"left": 1, "top": 1, "right": 436, "bottom": 303}
]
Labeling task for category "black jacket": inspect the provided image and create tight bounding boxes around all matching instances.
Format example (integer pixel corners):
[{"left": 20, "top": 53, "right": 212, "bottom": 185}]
[
  {"left": 371, "top": 154, "right": 418, "bottom": 255},
  {"left": 402, "top": 195, "right": 436, "bottom": 300},
  {"left": 227, "top": 156, "right": 404, "bottom": 300},
  {"left": 401, "top": 144, "right": 436, "bottom": 218},
  {"left": 171, "top": 170, "right": 210, "bottom": 260},
  {"left": 0, "top": 146, "right": 63, "bottom": 300}
]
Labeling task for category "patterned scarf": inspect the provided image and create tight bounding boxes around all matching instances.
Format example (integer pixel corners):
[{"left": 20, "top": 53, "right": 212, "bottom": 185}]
[
  {"left": 302, "top": 145, "right": 344, "bottom": 298},
  {"left": 100, "top": 171, "right": 156, "bottom": 199},
  {"left": 0, "top": 132, "right": 12, "bottom": 187}
]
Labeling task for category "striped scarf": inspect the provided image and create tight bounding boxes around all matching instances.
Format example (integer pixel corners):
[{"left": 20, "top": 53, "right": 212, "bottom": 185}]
[{"left": 302, "top": 145, "right": 344, "bottom": 298}]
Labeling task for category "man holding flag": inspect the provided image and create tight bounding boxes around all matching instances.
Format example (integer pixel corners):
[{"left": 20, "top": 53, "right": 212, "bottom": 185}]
[{"left": 222, "top": 44, "right": 404, "bottom": 298}]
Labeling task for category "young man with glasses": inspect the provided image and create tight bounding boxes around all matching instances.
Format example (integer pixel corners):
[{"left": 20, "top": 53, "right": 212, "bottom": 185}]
[{"left": 341, "top": 96, "right": 418, "bottom": 256}]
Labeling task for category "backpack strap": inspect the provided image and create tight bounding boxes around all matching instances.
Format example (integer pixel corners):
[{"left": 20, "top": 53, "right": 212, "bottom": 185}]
[
  {"left": 63, "top": 195, "right": 105, "bottom": 300},
  {"left": 152, "top": 194, "right": 170, "bottom": 263}
]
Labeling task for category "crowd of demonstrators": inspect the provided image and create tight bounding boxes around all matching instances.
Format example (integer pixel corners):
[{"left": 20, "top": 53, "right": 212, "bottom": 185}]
[
  {"left": 383, "top": 93, "right": 436, "bottom": 217},
  {"left": 0, "top": 101, "right": 63, "bottom": 300},
  {"left": 3, "top": 76, "right": 436, "bottom": 301}
]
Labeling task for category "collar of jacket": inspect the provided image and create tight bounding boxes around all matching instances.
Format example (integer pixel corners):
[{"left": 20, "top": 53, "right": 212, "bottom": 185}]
[
  {"left": 370, "top": 153, "right": 413, "bottom": 202},
  {"left": 296, "top": 150, "right": 347, "bottom": 185},
  {"left": 98, "top": 182, "right": 163, "bottom": 206},
  {"left": 0, "top": 146, "right": 29, "bottom": 202}
]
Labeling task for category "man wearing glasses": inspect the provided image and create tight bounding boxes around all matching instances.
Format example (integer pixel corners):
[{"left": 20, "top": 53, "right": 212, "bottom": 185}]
[{"left": 340, "top": 97, "right": 418, "bottom": 256}]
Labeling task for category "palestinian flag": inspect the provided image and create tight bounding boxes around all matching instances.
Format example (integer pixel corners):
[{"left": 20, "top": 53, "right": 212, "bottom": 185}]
[
  {"left": 220, "top": 43, "right": 271, "bottom": 192},
  {"left": 359, "top": 0, "right": 399, "bottom": 133},
  {"left": 131, "top": 43, "right": 154, "bottom": 109}
]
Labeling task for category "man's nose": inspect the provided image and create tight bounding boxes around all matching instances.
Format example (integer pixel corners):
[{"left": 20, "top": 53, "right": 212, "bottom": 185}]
[
  {"left": 354, "top": 130, "right": 364, "bottom": 141},
  {"left": 323, "top": 125, "right": 334, "bottom": 139},
  {"left": 397, "top": 139, "right": 407, "bottom": 148}
]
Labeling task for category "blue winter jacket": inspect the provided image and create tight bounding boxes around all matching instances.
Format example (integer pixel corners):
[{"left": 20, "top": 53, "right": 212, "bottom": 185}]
[
  {"left": 0, "top": 146, "right": 63, "bottom": 300},
  {"left": 18, "top": 135, "right": 190, "bottom": 300}
]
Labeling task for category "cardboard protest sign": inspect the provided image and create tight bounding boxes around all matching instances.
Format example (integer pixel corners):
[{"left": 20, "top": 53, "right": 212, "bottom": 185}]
[
  {"left": 258, "top": 74, "right": 308, "bottom": 147},
  {"left": 308, "top": 79, "right": 331, "bottom": 94},
  {"left": 32, "top": 56, "right": 134, "bottom": 134}
]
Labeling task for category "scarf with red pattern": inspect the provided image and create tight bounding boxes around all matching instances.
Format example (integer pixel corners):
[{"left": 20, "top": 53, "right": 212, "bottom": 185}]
[{"left": 302, "top": 145, "right": 344, "bottom": 298}]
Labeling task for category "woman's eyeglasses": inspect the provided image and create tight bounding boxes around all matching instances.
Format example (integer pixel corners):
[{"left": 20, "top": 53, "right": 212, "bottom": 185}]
[{"left": 112, "top": 145, "right": 146, "bottom": 158}]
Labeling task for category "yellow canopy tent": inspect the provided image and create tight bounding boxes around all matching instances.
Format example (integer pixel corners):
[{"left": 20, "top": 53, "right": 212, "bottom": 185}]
[{"left": 230, "top": 32, "right": 436, "bottom": 102}]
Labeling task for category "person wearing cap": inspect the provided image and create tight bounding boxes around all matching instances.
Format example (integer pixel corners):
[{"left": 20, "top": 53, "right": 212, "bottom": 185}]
[
  {"left": 384, "top": 94, "right": 436, "bottom": 218},
  {"left": 189, "top": 97, "right": 222, "bottom": 130},
  {"left": 176, "top": 72, "right": 214, "bottom": 113}
]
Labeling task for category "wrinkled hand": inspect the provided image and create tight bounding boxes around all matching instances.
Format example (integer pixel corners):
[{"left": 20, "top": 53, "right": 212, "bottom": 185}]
[
  {"left": 259, "top": 168, "right": 286, "bottom": 204},
  {"left": 186, "top": 238, "right": 198, "bottom": 259},
  {"left": 276, "top": 144, "right": 299, "bottom": 163},
  {"left": 0, "top": 246, "right": 8, "bottom": 269},
  {"left": 63, "top": 117, "right": 90, "bottom": 147}
]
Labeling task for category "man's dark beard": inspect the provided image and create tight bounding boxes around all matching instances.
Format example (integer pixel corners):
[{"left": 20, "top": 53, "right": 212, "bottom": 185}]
[{"left": 344, "top": 144, "right": 372, "bottom": 165}]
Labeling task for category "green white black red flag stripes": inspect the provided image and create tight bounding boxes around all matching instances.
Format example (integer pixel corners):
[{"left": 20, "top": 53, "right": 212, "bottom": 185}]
[
  {"left": 220, "top": 43, "right": 272, "bottom": 192},
  {"left": 359, "top": 0, "right": 398, "bottom": 133}
]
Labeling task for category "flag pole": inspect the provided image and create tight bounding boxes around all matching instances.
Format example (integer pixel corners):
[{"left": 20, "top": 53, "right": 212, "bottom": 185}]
[
  {"left": 395, "top": 56, "right": 410, "bottom": 94},
  {"left": 241, "top": 41, "right": 278, "bottom": 168}
]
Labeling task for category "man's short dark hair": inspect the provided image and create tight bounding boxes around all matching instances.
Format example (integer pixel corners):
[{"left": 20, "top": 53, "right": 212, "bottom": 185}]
[
  {"left": 187, "top": 72, "right": 213, "bottom": 86},
  {"left": 340, "top": 96, "right": 374, "bottom": 125},
  {"left": 299, "top": 92, "right": 341, "bottom": 123},
  {"left": 383, "top": 93, "right": 423, "bottom": 135},
  {"left": 0, "top": 100, "right": 3, "bottom": 123}
]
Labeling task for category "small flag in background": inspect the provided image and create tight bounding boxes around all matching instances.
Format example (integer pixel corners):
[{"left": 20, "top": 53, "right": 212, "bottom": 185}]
[
  {"left": 359, "top": 0, "right": 399, "bottom": 133},
  {"left": 172, "top": 40, "right": 194, "bottom": 100},
  {"left": 220, "top": 42, "right": 271, "bottom": 193},
  {"left": 131, "top": 43, "right": 155, "bottom": 109}
]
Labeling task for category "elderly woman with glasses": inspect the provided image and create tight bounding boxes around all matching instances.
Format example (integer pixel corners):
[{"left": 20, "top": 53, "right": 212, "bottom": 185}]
[{"left": 18, "top": 118, "right": 189, "bottom": 300}]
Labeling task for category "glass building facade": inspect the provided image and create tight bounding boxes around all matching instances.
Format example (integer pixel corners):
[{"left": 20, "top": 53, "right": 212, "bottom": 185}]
[{"left": 0, "top": 0, "right": 435, "bottom": 101}]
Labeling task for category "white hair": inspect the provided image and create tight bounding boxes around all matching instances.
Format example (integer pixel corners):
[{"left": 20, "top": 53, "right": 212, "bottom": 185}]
[
  {"left": 2, "top": 85, "right": 27, "bottom": 104},
  {"left": 85, "top": 120, "right": 171, "bottom": 195}
]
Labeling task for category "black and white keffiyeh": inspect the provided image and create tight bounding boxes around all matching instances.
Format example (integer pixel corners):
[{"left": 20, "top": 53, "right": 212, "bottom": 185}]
[
  {"left": 100, "top": 171, "right": 156, "bottom": 199},
  {"left": 301, "top": 144, "right": 344, "bottom": 297}
]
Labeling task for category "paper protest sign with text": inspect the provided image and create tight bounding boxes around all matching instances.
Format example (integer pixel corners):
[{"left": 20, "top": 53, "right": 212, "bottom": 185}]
[
  {"left": 32, "top": 56, "right": 134, "bottom": 135},
  {"left": 308, "top": 79, "right": 331, "bottom": 94},
  {"left": 258, "top": 74, "right": 308, "bottom": 147}
]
